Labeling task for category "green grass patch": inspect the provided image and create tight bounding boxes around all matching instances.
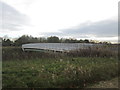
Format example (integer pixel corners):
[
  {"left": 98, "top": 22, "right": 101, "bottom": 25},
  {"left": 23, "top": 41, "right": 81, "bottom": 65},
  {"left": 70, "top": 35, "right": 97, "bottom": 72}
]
[{"left": 2, "top": 57, "right": 119, "bottom": 88}]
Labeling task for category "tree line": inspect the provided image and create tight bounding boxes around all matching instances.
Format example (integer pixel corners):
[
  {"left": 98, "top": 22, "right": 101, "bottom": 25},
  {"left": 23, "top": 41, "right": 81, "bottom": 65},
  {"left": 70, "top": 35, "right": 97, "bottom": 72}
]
[{"left": 2, "top": 35, "right": 110, "bottom": 46}]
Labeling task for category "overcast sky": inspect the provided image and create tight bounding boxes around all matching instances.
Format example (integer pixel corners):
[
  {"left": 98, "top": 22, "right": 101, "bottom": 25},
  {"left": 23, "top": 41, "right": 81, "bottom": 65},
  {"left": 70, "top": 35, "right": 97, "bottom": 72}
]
[{"left": 0, "top": 0, "right": 119, "bottom": 43}]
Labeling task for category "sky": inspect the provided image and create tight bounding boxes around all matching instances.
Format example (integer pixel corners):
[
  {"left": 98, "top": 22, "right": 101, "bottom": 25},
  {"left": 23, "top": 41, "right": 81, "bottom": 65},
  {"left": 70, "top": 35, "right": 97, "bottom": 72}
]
[{"left": 0, "top": 0, "right": 119, "bottom": 43}]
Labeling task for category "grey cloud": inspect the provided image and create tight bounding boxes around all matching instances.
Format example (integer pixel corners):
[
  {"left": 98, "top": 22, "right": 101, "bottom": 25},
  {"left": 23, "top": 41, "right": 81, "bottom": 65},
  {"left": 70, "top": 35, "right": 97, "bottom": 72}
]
[
  {"left": 41, "top": 19, "right": 117, "bottom": 39},
  {"left": 62, "top": 19, "right": 117, "bottom": 37},
  {"left": 0, "top": 1, "right": 29, "bottom": 32}
]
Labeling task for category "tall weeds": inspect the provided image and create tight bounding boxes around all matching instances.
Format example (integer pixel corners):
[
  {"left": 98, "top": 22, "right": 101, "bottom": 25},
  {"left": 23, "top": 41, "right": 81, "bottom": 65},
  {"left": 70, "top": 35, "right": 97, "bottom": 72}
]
[
  {"left": 67, "top": 44, "right": 118, "bottom": 58},
  {"left": 2, "top": 44, "right": 118, "bottom": 61}
]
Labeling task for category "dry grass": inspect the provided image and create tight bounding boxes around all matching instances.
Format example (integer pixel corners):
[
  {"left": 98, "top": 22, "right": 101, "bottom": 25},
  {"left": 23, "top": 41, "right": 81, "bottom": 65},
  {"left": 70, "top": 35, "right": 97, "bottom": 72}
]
[
  {"left": 2, "top": 44, "right": 118, "bottom": 61},
  {"left": 86, "top": 77, "right": 119, "bottom": 88},
  {"left": 67, "top": 44, "right": 118, "bottom": 58},
  {"left": 3, "top": 57, "right": 119, "bottom": 88}
]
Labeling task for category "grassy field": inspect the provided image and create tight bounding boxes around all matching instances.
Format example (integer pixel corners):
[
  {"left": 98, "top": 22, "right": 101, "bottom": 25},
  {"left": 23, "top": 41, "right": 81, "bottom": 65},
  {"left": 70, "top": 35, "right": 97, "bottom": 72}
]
[
  {"left": 3, "top": 57, "right": 119, "bottom": 88},
  {"left": 2, "top": 45, "right": 119, "bottom": 88}
]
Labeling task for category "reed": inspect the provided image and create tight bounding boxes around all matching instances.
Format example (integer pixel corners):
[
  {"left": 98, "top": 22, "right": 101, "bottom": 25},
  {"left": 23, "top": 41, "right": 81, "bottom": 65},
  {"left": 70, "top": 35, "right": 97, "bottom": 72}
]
[{"left": 2, "top": 44, "right": 118, "bottom": 61}]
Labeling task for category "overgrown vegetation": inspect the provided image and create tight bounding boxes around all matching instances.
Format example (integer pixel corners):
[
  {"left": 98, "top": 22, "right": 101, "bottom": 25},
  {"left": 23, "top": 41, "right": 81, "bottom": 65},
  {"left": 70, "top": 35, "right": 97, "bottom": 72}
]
[
  {"left": 68, "top": 44, "right": 118, "bottom": 58},
  {"left": 2, "top": 47, "right": 57, "bottom": 61},
  {"left": 2, "top": 44, "right": 118, "bottom": 61},
  {"left": 3, "top": 57, "right": 119, "bottom": 88},
  {"left": 2, "top": 44, "right": 119, "bottom": 88}
]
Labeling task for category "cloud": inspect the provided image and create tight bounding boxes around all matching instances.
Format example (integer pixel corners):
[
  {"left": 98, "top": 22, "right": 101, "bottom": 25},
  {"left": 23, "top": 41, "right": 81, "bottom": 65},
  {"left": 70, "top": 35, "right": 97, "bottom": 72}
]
[
  {"left": 40, "top": 19, "right": 117, "bottom": 39},
  {"left": 0, "top": 1, "right": 29, "bottom": 32}
]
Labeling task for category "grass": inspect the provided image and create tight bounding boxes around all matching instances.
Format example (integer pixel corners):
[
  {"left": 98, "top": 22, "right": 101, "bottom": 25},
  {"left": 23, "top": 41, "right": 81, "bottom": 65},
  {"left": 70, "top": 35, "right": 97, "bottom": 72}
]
[
  {"left": 2, "top": 44, "right": 118, "bottom": 61},
  {"left": 2, "top": 45, "right": 119, "bottom": 88},
  {"left": 2, "top": 57, "right": 119, "bottom": 88},
  {"left": 2, "top": 46, "right": 62, "bottom": 61},
  {"left": 86, "top": 77, "right": 119, "bottom": 88}
]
